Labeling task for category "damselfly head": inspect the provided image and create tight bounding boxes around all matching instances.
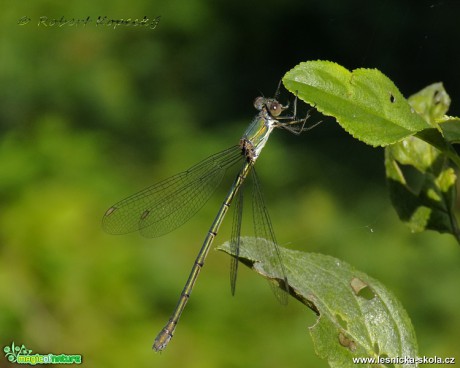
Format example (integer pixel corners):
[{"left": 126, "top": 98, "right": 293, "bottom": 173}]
[
  {"left": 253, "top": 96, "right": 266, "bottom": 111},
  {"left": 253, "top": 97, "right": 287, "bottom": 117}
]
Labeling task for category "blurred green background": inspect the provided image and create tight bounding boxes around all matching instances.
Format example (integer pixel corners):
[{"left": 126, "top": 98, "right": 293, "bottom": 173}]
[{"left": 1, "top": 0, "right": 460, "bottom": 367}]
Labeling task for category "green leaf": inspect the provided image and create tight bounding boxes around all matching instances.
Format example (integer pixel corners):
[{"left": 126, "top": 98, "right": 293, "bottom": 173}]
[
  {"left": 409, "top": 83, "right": 460, "bottom": 168},
  {"left": 439, "top": 116, "right": 460, "bottom": 144},
  {"left": 385, "top": 84, "right": 460, "bottom": 243},
  {"left": 407, "top": 82, "right": 450, "bottom": 124},
  {"left": 283, "top": 61, "right": 431, "bottom": 147},
  {"left": 217, "top": 238, "right": 419, "bottom": 367}
]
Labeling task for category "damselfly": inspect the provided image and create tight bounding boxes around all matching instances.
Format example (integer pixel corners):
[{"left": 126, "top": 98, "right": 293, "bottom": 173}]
[{"left": 102, "top": 85, "right": 313, "bottom": 351}]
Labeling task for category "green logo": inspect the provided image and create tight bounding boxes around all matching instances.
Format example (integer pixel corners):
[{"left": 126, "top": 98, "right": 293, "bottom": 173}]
[{"left": 3, "top": 342, "right": 82, "bottom": 365}]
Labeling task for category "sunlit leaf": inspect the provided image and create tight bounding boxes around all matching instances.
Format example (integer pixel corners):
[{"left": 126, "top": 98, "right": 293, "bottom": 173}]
[
  {"left": 283, "top": 61, "right": 430, "bottom": 146},
  {"left": 218, "top": 238, "right": 419, "bottom": 367}
]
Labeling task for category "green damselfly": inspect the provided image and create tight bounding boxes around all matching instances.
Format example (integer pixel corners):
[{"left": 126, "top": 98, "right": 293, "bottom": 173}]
[{"left": 102, "top": 85, "right": 313, "bottom": 351}]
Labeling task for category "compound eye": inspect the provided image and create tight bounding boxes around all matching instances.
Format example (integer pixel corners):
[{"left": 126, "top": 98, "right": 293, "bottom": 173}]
[
  {"left": 268, "top": 101, "right": 282, "bottom": 116},
  {"left": 253, "top": 96, "right": 265, "bottom": 110}
]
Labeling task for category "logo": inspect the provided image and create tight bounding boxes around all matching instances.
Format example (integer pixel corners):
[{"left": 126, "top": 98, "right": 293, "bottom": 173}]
[{"left": 3, "top": 342, "right": 82, "bottom": 365}]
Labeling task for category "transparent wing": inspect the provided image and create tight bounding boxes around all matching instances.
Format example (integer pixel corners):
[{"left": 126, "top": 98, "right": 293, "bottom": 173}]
[
  {"left": 102, "top": 145, "right": 242, "bottom": 237},
  {"left": 251, "top": 168, "right": 288, "bottom": 304}
]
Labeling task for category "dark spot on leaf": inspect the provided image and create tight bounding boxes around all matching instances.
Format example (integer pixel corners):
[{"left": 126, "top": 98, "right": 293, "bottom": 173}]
[
  {"left": 350, "top": 277, "right": 375, "bottom": 300},
  {"left": 389, "top": 92, "right": 396, "bottom": 103},
  {"left": 433, "top": 90, "right": 440, "bottom": 105},
  {"left": 373, "top": 342, "right": 380, "bottom": 355},
  {"left": 338, "top": 332, "right": 356, "bottom": 352}
]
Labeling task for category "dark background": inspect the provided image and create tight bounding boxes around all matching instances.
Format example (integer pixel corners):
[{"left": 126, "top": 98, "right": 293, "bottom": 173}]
[{"left": 1, "top": 0, "right": 459, "bottom": 366}]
